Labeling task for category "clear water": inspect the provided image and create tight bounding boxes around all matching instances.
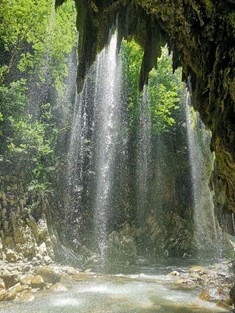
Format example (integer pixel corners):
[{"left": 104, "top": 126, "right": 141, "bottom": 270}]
[
  {"left": 136, "top": 86, "right": 152, "bottom": 223},
  {"left": 185, "top": 91, "right": 218, "bottom": 251},
  {"left": 0, "top": 265, "right": 227, "bottom": 313},
  {"left": 93, "top": 30, "right": 123, "bottom": 260}
]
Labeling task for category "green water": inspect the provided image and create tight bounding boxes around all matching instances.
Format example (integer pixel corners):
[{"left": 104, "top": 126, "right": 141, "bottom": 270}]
[{"left": 0, "top": 265, "right": 228, "bottom": 313}]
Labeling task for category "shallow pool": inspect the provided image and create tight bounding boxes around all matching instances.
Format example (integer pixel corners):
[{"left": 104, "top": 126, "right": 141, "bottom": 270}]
[{"left": 0, "top": 268, "right": 228, "bottom": 313}]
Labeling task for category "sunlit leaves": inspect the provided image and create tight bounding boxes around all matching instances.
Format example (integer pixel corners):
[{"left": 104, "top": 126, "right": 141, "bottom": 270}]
[
  {"left": 0, "top": 0, "right": 77, "bottom": 194},
  {"left": 6, "top": 109, "right": 55, "bottom": 185},
  {"left": 122, "top": 41, "right": 183, "bottom": 133},
  {"left": 0, "top": 0, "right": 77, "bottom": 90},
  {"left": 148, "top": 48, "right": 183, "bottom": 133}
]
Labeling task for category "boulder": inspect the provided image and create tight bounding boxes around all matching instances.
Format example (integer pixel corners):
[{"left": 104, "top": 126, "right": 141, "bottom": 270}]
[
  {"left": 0, "top": 290, "right": 6, "bottom": 301},
  {"left": 14, "top": 284, "right": 30, "bottom": 293},
  {"left": 38, "top": 243, "right": 47, "bottom": 256},
  {"left": 5, "top": 249, "right": 18, "bottom": 263},
  {"left": 36, "top": 267, "right": 61, "bottom": 284},
  {"left": 0, "top": 279, "right": 5, "bottom": 290},
  {"left": 173, "top": 279, "right": 196, "bottom": 290},
  {"left": 0, "top": 274, "right": 18, "bottom": 289},
  {"left": 19, "top": 291, "right": 34, "bottom": 302},
  {"left": 49, "top": 283, "right": 68, "bottom": 292},
  {"left": 43, "top": 255, "right": 53, "bottom": 265},
  {"left": 189, "top": 266, "right": 206, "bottom": 275},
  {"left": 31, "top": 275, "right": 44, "bottom": 289},
  {"left": 19, "top": 274, "right": 34, "bottom": 286},
  {"left": 168, "top": 271, "right": 180, "bottom": 276},
  {"left": 3, "top": 291, "right": 16, "bottom": 301}
]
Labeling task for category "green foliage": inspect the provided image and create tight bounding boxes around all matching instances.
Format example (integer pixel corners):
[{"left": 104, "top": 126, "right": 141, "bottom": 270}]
[
  {"left": 0, "top": 80, "right": 27, "bottom": 145},
  {"left": 149, "top": 49, "right": 183, "bottom": 133},
  {"left": 0, "top": 0, "right": 76, "bottom": 193},
  {"left": 6, "top": 104, "right": 56, "bottom": 192},
  {"left": 0, "top": 0, "right": 77, "bottom": 90},
  {"left": 122, "top": 41, "right": 183, "bottom": 134},
  {"left": 121, "top": 40, "right": 143, "bottom": 130}
]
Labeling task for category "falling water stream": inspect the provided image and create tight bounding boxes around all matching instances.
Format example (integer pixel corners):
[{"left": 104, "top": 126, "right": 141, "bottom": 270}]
[
  {"left": 50, "top": 32, "right": 233, "bottom": 313},
  {"left": 93, "top": 30, "right": 123, "bottom": 261},
  {"left": 185, "top": 91, "right": 218, "bottom": 251},
  {"left": 136, "top": 86, "right": 152, "bottom": 224},
  {"left": 65, "top": 30, "right": 125, "bottom": 260}
]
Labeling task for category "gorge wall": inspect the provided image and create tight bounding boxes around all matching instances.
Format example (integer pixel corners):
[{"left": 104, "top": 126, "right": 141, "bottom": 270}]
[{"left": 56, "top": 0, "right": 235, "bottom": 214}]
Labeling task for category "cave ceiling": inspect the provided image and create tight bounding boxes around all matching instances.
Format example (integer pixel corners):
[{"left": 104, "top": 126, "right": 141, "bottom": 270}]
[{"left": 56, "top": 0, "right": 235, "bottom": 212}]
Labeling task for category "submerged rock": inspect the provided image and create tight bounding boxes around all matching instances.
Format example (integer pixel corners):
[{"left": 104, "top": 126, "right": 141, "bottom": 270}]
[
  {"left": 189, "top": 266, "right": 206, "bottom": 274},
  {"left": 173, "top": 279, "right": 196, "bottom": 290},
  {"left": 49, "top": 282, "right": 68, "bottom": 293},
  {"left": 168, "top": 270, "right": 180, "bottom": 276}
]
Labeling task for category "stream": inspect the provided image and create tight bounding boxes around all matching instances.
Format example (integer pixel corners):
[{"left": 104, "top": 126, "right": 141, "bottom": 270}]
[{"left": 0, "top": 262, "right": 229, "bottom": 313}]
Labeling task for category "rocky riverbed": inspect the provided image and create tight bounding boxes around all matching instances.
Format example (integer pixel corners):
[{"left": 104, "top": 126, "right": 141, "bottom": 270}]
[{"left": 0, "top": 257, "right": 234, "bottom": 312}]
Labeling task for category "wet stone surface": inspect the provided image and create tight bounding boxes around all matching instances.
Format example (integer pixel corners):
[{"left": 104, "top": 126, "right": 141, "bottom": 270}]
[{"left": 0, "top": 258, "right": 233, "bottom": 313}]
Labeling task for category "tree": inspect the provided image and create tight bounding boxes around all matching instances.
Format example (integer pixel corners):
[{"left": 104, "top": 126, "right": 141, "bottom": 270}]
[
  {"left": 121, "top": 40, "right": 183, "bottom": 133},
  {"left": 149, "top": 48, "right": 183, "bottom": 133},
  {"left": 0, "top": 0, "right": 77, "bottom": 192},
  {"left": 0, "top": 0, "right": 77, "bottom": 90}
]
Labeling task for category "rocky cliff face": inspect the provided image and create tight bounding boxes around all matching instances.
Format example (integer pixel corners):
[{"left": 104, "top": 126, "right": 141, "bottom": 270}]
[
  {"left": 56, "top": 0, "right": 235, "bottom": 213},
  {"left": 0, "top": 176, "right": 54, "bottom": 264}
]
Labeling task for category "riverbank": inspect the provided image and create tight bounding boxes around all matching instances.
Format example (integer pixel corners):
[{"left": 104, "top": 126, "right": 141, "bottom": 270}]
[{"left": 0, "top": 258, "right": 234, "bottom": 312}]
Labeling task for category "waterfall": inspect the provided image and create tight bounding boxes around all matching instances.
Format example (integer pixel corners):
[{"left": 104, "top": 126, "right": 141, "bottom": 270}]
[
  {"left": 65, "top": 34, "right": 222, "bottom": 263},
  {"left": 136, "top": 86, "right": 152, "bottom": 224},
  {"left": 92, "top": 30, "right": 123, "bottom": 261},
  {"left": 185, "top": 91, "right": 218, "bottom": 252},
  {"left": 65, "top": 30, "right": 126, "bottom": 263},
  {"left": 65, "top": 77, "right": 92, "bottom": 246}
]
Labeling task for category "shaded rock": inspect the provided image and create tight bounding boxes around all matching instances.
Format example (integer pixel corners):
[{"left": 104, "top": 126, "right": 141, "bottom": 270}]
[
  {"left": 5, "top": 249, "right": 18, "bottom": 263},
  {"left": 22, "top": 264, "right": 32, "bottom": 272},
  {"left": 0, "top": 274, "right": 18, "bottom": 289},
  {"left": 106, "top": 226, "right": 137, "bottom": 266},
  {"left": 136, "top": 258, "right": 149, "bottom": 266},
  {"left": 0, "top": 290, "right": 6, "bottom": 301},
  {"left": 199, "top": 289, "right": 213, "bottom": 302},
  {"left": 3, "top": 291, "right": 16, "bottom": 301},
  {"left": 72, "top": 272, "right": 94, "bottom": 282},
  {"left": 199, "top": 287, "right": 227, "bottom": 303},
  {"left": 38, "top": 243, "right": 47, "bottom": 256},
  {"left": 19, "top": 274, "right": 34, "bottom": 285},
  {"left": 8, "top": 282, "right": 21, "bottom": 291},
  {"left": 15, "top": 284, "right": 30, "bottom": 293},
  {"left": 20, "top": 291, "right": 34, "bottom": 302},
  {"left": 36, "top": 266, "right": 61, "bottom": 284},
  {"left": 189, "top": 266, "right": 206, "bottom": 275},
  {"left": 0, "top": 279, "right": 5, "bottom": 290},
  {"left": 168, "top": 271, "right": 180, "bottom": 276},
  {"left": 229, "top": 284, "right": 235, "bottom": 306},
  {"left": 173, "top": 279, "right": 196, "bottom": 290},
  {"left": 49, "top": 283, "right": 68, "bottom": 293},
  {"left": 31, "top": 275, "right": 44, "bottom": 289},
  {"left": 43, "top": 255, "right": 53, "bottom": 265},
  {"left": 216, "top": 300, "right": 233, "bottom": 310}
]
